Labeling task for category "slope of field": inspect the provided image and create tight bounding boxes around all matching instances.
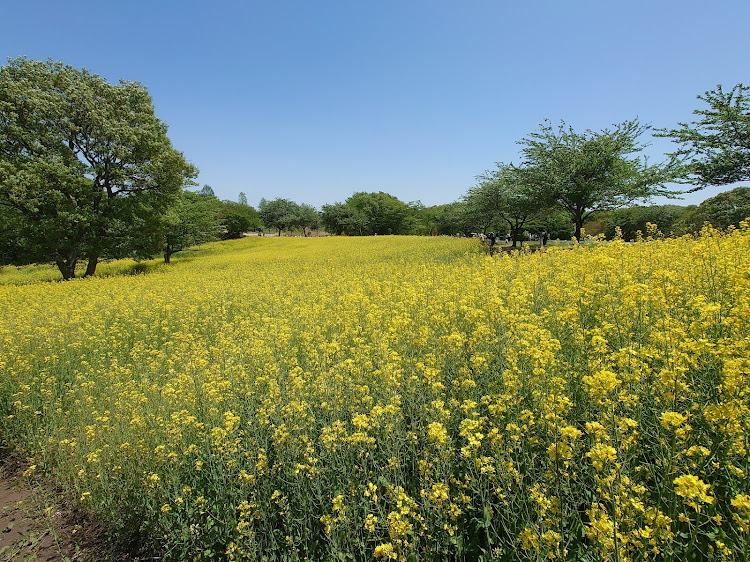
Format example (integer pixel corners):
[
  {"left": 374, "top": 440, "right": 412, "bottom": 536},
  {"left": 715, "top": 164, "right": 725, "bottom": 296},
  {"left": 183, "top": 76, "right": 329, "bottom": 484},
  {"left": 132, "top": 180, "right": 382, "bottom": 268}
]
[{"left": 1, "top": 232, "right": 749, "bottom": 561}]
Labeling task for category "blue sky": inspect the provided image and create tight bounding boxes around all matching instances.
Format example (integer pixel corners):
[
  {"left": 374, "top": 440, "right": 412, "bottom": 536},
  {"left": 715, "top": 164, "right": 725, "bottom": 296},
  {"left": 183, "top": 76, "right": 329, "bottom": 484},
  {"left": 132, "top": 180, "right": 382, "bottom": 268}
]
[{"left": 2, "top": 0, "right": 748, "bottom": 208}]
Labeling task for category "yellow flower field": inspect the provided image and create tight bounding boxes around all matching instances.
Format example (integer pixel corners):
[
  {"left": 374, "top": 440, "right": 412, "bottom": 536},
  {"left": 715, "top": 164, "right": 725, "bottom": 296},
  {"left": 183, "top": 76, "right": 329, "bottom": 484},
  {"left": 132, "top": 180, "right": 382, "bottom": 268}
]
[{"left": 1, "top": 228, "right": 749, "bottom": 560}]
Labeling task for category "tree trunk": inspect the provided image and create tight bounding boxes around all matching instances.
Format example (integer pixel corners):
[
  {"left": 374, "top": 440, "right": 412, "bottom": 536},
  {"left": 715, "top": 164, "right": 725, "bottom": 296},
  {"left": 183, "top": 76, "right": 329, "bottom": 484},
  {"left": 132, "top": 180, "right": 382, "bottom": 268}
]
[
  {"left": 83, "top": 254, "right": 99, "bottom": 277},
  {"left": 164, "top": 251, "right": 172, "bottom": 264},
  {"left": 574, "top": 218, "right": 584, "bottom": 241},
  {"left": 56, "top": 257, "right": 77, "bottom": 280}
]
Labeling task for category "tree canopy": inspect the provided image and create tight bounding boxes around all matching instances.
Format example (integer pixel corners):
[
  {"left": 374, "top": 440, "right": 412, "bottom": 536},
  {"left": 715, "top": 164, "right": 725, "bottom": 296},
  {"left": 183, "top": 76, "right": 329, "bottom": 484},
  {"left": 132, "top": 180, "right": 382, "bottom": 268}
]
[
  {"left": 661, "top": 83, "right": 750, "bottom": 187},
  {"left": 0, "top": 58, "right": 196, "bottom": 278},
  {"left": 676, "top": 186, "right": 750, "bottom": 232},
  {"left": 602, "top": 204, "right": 689, "bottom": 240},
  {"left": 519, "top": 120, "right": 682, "bottom": 239},
  {"left": 295, "top": 203, "right": 320, "bottom": 236},
  {"left": 213, "top": 199, "right": 261, "bottom": 239},
  {"left": 320, "top": 202, "right": 350, "bottom": 236},
  {"left": 466, "top": 164, "right": 546, "bottom": 246},
  {"left": 320, "top": 192, "right": 419, "bottom": 236},
  {"left": 258, "top": 198, "right": 300, "bottom": 236},
  {"left": 418, "top": 202, "right": 474, "bottom": 236},
  {"left": 256, "top": 199, "right": 321, "bottom": 236}
]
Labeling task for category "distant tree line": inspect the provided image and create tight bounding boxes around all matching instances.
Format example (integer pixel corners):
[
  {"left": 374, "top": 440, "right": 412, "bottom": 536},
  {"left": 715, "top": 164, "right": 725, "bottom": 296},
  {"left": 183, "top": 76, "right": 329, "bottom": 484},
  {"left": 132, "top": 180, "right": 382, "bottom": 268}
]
[
  {"left": 592, "top": 187, "right": 750, "bottom": 240},
  {"left": 265, "top": 83, "right": 750, "bottom": 243},
  {"left": 1, "top": 57, "right": 748, "bottom": 277},
  {"left": 221, "top": 185, "right": 750, "bottom": 244}
]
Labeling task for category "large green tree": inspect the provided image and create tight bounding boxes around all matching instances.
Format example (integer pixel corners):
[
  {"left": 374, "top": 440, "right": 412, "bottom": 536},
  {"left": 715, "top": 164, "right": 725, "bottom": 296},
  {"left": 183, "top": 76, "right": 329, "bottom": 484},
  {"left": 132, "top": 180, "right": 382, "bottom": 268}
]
[
  {"left": 466, "top": 164, "right": 546, "bottom": 247},
  {"left": 295, "top": 203, "right": 320, "bottom": 236},
  {"left": 0, "top": 58, "right": 196, "bottom": 279},
  {"left": 661, "top": 84, "right": 750, "bottom": 187},
  {"left": 257, "top": 199, "right": 319, "bottom": 236},
  {"left": 258, "top": 197, "right": 299, "bottom": 236},
  {"left": 331, "top": 192, "right": 424, "bottom": 236},
  {"left": 320, "top": 192, "right": 417, "bottom": 236},
  {"left": 320, "top": 202, "right": 350, "bottom": 235},
  {"left": 345, "top": 191, "right": 413, "bottom": 235},
  {"left": 520, "top": 120, "right": 682, "bottom": 239}
]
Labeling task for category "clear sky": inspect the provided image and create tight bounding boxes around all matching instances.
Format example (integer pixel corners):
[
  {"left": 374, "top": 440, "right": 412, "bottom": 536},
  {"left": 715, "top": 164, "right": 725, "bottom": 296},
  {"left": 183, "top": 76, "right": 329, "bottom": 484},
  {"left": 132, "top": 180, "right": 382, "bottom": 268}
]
[{"left": 2, "top": 0, "right": 748, "bottom": 209}]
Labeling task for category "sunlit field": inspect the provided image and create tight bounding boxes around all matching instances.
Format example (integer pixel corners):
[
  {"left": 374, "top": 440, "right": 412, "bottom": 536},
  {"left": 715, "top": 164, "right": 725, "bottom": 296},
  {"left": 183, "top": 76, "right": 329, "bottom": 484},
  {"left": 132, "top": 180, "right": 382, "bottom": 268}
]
[{"left": 2, "top": 229, "right": 749, "bottom": 561}]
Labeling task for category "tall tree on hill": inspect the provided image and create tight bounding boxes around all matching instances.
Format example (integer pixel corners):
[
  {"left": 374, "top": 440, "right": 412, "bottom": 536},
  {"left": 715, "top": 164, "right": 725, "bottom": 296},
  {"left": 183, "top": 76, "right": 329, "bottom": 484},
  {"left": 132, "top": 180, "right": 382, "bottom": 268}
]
[
  {"left": 519, "top": 120, "right": 683, "bottom": 239},
  {"left": 0, "top": 58, "right": 196, "bottom": 279},
  {"left": 660, "top": 83, "right": 750, "bottom": 187}
]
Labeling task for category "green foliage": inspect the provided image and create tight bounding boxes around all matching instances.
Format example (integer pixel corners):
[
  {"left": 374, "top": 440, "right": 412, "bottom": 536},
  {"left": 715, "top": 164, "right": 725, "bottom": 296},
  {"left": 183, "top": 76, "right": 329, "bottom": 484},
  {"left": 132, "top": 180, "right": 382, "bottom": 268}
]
[
  {"left": 603, "top": 204, "right": 689, "bottom": 240},
  {"left": 533, "top": 208, "right": 575, "bottom": 240},
  {"left": 345, "top": 191, "right": 413, "bottom": 235},
  {"left": 296, "top": 203, "right": 320, "bottom": 236},
  {"left": 320, "top": 202, "right": 349, "bottom": 235},
  {"left": 320, "top": 192, "right": 419, "bottom": 236},
  {"left": 163, "top": 191, "right": 223, "bottom": 262},
  {"left": 255, "top": 198, "right": 320, "bottom": 236},
  {"left": 258, "top": 197, "right": 299, "bottom": 236},
  {"left": 519, "top": 120, "right": 682, "bottom": 239},
  {"left": 0, "top": 58, "right": 196, "bottom": 279},
  {"left": 466, "top": 164, "right": 547, "bottom": 246},
  {"left": 416, "top": 202, "right": 474, "bottom": 236},
  {"left": 461, "top": 187, "right": 503, "bottom": 235},
  {"left": 237, "top": 191, "right": 248, "bottom": 206},
  {"left": 216, "top": 200, "right": 261, "bottom": 239},
  {"left": 0, "top": 205, "right": 43, "bottom": 265},
  {"left": 661, "top": 83, "right": 750, "bottom": 186},
  {"left": 199, "top": 184, "right": 216, "bottom": 197},
  {"left": 675, "top": 186, "right": 750, "bottom": 232},
  {"left": 222, "top": 213, "right": 252, "bottom": 239}
]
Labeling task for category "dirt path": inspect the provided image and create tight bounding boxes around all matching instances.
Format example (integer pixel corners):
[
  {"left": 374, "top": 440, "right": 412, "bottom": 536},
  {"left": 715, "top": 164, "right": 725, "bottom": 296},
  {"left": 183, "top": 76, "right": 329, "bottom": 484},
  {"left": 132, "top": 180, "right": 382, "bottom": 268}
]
[{"left": 0, "top": 457, "right": 94, "bottom": 561}]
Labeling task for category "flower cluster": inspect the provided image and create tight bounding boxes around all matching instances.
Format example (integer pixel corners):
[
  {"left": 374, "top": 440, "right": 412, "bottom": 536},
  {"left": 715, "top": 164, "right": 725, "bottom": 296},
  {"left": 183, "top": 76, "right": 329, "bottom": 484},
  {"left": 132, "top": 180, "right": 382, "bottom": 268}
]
[{"left": 2, "top": 225, "right": 749, "bottom": 560}]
